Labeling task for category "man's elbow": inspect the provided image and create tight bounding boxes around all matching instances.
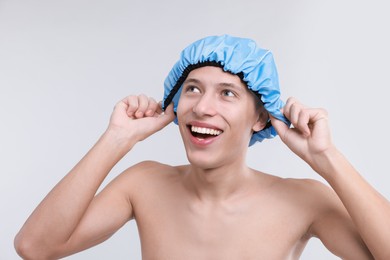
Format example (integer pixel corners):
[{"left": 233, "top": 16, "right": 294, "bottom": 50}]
[
  {"left": 14, "top": 232, "right": 54, "bottom": 260},
  {"left": 15, "top": 232, "right": 38, "bottom": 259}
]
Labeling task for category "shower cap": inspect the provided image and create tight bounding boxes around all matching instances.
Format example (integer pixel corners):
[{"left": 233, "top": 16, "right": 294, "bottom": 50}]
[{"left": 162, "top": 34, "right": 289, "bottom": 146}]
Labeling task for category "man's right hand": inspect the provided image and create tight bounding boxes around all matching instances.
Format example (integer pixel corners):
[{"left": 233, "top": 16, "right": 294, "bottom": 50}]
[
  {"left": 108, "top": 94, "right": 175, "bottom": 143},
  {"left": 14, "top": 94, "right": 175, "bottom": 260}
]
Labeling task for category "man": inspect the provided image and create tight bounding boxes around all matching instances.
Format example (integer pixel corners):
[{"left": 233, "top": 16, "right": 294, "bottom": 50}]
[{"left": 15, "top": 35, "right": 390, "bottom": 259}]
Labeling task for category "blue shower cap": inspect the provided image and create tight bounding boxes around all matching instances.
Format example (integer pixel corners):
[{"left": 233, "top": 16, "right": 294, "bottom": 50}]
[{"left": 162, "top": 34, "right": 289, "bottom": 146}]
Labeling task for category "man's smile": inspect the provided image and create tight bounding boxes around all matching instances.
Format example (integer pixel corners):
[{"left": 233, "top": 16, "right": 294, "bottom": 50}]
[{"left": 190, "top": 125, "right": 222, "bottom": 138}]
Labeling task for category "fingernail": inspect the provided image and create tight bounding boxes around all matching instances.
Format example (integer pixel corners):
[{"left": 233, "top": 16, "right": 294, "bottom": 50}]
[
  {"left": 146, "top": 109, "right": 153, "bottom": 116},
  {"left": 136, "top": 111, "right": 143, "bottom": 117}
]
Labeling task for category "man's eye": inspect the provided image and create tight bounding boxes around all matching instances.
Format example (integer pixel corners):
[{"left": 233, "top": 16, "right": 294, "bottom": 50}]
[
  {"left": 222, "top": 90, "right": 235, "bottom": 97},
  {"left": 186, "top": 86, "right": 200, "bottom": 93}
]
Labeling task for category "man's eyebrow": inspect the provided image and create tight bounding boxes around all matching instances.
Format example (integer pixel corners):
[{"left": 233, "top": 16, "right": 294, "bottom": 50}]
[
  {"left": 183, "top": 78, "right": 201, "bottom": 85},
  {"left": 218, "top": 82, "right": 243, "bottom": 90},
  {"left": 184, "top": 78, "right": 244, "bottom": 91}
]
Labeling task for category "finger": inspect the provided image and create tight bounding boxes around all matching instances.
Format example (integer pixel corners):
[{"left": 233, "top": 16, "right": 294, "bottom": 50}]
[
  {"left": 270, "top": 114, "right": 289, "bottom": 141},
  {"left": 295, "top": 108, "right": 328, "bottom": 137},
  {"left": 295, "top": 110, "right": 311, "bottom": 137},
  {"left": 283, "top": 98, "right": 311, "bottom": 134},
  {"left": 309, "top": 108, "right": 329, "bottom": 127},
  {"left": 282, "top": 97, "right": 298, "bottom": 119},
  {"left": 158, "top": 102, "right": 175, "bottom": 126},
  {"left": 286, "top": 99, "right": 305, "bottom": 126},
  {"left": 155, "top": 101, "right": 164, "bottom": 115},
  {"left": 135, "top": 94, "right": 149, "bottom": 118},
  {"left": 145, "top": 97, "right": 158, "bottom": 117},
  {"left": 125, "top": 95, "right": 139, "bottom": 118},
  {"left": 143, "top": 103, "right": 175, "bottom": 137}
]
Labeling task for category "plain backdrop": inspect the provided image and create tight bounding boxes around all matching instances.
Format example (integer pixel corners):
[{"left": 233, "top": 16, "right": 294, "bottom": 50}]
[{"left": 1, "top": 0, "right": 389, "bottom": 259}]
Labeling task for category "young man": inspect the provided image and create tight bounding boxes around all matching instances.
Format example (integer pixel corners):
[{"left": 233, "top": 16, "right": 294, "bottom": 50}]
[{"left": 15, "top": 35, "right": 390, "bottom": 259}]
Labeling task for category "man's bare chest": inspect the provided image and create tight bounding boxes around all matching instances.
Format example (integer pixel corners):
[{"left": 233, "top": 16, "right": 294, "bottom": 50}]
[{"left": 132, "top": 190, "right": 311, "bottom": 259}]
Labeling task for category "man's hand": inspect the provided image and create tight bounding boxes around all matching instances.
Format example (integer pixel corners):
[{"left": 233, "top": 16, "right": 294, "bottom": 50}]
[
  {"left": 108, "top": 94, "right": 175, "bottom": 143},
  {"left": 271, "top": 97, "right": 390, "bottom": 260},
  {"left": 270, "top": 97, "right": 334, "bottom": 170},
  {"left": 14, "top": 94, "right": 175, "bottom": 260}
]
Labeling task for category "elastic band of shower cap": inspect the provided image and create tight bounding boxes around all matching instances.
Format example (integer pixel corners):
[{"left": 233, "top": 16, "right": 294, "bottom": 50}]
[{"left": 162, "top": 34, "right": 290, "bottom": 146}]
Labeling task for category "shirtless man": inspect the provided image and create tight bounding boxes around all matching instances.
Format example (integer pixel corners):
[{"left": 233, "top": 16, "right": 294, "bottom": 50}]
[{"left": 15, "top": 35, "right": 390, "bottom": 259}]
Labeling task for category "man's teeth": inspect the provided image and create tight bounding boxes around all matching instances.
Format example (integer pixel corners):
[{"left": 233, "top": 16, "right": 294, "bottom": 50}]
[{"left": 191, "top": 126, "right": 222, "bottom": 136}]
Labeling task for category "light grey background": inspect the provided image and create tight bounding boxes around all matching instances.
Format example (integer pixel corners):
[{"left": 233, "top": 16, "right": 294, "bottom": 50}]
[{"left": 1, "top": 0, "right": 389, "bottom": 259}]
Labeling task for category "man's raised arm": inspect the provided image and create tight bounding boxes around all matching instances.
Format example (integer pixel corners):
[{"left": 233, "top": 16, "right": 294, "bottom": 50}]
[
  {"left": 14, "top": 95, "right": 174, "bottom": 259},
  {"left": 271, "top": 97, "right": 390, "bottom": 260}
]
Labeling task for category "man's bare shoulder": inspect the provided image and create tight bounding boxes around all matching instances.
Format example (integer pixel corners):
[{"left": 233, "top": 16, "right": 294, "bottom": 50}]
[
  {"left": 117, "top": 160, "right": 187, "bottom": 192},
  {"left": 121, "top": 160, "right": 185, "bottom": 178},
  {"left": 123, "top": 160, "right": 174, "bottom": 173},
  {"left": 253, "top": 171, "right": 343, "bottom": 219},
  {"left": 271, "top": 176, "right": 334, "bottom": 198}
]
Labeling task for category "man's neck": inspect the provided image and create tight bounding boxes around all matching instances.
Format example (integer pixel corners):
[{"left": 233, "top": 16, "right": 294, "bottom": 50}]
[{"left": 183, "top": 160, "right": 256, "bottom": 202}]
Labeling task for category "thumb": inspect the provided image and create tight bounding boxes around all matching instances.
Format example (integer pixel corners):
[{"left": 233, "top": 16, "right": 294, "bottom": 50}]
[
  {"left": 270, "top": 114, "right": 289, "bottom": 141},
  {"left": 157, "top": 102, "right": 175, "bottom": 126}
]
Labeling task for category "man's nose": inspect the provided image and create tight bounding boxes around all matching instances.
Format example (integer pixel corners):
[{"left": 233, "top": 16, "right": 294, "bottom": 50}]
[{"left": 192, "top": 93, "right": 217, "bottom": 117}]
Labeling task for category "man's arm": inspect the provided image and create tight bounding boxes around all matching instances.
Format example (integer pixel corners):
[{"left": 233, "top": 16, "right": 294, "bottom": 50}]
[
  {"left": 310, "top": 147, "right": 388, "bottom": 259},
  {"left": 14, "top": 95, "right": 175, "bottom": 259},
  {"left": 271, "top": 97, "right": 390, "bottom": 260}
]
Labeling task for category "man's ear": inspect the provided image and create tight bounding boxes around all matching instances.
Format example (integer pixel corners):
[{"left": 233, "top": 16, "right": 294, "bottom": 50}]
[{"left": 252, "top": 111, "right": 269, "bottom": 132}]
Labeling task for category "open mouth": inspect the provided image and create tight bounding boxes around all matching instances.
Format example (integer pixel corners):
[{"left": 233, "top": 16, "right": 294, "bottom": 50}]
[{"left": 189, "top": 125, "right": 223, "bottom": 139}]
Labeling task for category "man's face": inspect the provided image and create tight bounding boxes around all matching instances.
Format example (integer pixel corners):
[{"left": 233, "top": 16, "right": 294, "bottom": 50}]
[{"left": 176, "top": 66, "right": 267, "bottom": 169}]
